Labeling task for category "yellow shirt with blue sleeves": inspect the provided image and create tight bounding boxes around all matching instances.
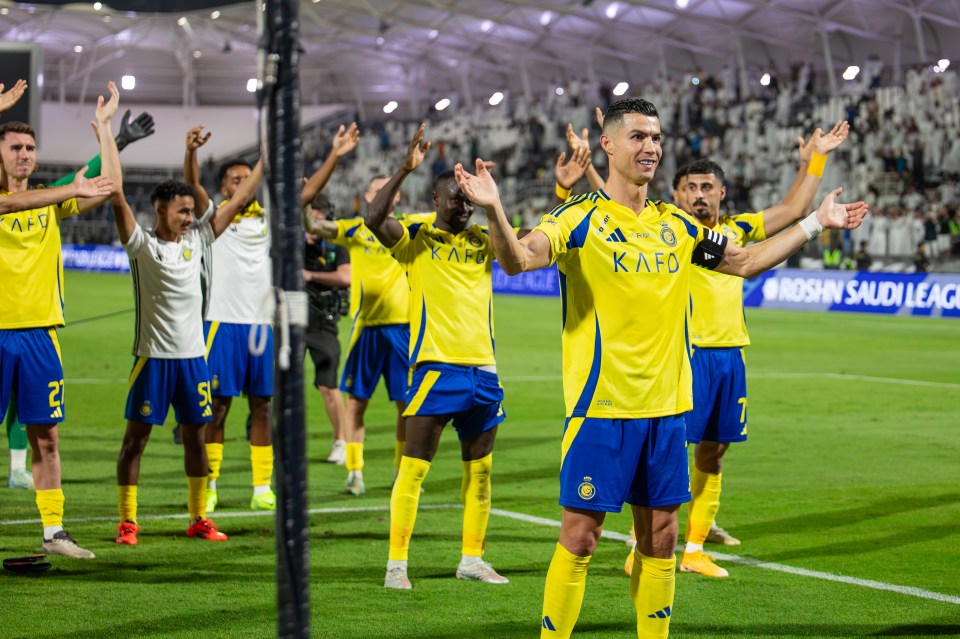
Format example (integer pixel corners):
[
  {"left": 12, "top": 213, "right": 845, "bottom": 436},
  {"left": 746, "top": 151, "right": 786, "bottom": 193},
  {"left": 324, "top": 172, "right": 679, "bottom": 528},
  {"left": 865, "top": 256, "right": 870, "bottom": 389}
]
[
  {"left": 688, "top": 212, "right": 765, "bottom": 348},
  {"left": 533, "top": 190, "right": 725, "bottom": 419},
  {"left": 0, "top": 189, "right": 80, "bottom": 329},
  {"left": 390, "top": 219, "right": 496, "bottom": 368}
]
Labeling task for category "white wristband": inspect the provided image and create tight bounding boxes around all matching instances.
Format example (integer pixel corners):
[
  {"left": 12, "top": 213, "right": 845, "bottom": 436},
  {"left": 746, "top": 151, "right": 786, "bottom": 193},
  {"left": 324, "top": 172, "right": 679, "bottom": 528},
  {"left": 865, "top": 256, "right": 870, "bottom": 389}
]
[{"left": 798, "top": 211, "right": 823, "bottom": 241}]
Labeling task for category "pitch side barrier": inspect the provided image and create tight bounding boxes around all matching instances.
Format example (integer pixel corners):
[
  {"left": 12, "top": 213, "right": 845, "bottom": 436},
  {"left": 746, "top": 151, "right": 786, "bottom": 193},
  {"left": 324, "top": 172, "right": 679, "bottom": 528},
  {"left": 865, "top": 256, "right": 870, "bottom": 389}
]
[{"left": 64, "top": 250, "right": 960, "bottom": 320}]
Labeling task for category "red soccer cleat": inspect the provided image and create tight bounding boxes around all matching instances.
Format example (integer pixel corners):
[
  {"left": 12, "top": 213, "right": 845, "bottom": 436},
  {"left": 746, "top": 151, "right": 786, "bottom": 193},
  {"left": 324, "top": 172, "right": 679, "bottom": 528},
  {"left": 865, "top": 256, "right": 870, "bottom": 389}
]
[
  {"left": 186, "top": 517, "right": 228, "bottom": 541},
  {"left": 115, "top": 520, "right": 141, "bottom": 545}
]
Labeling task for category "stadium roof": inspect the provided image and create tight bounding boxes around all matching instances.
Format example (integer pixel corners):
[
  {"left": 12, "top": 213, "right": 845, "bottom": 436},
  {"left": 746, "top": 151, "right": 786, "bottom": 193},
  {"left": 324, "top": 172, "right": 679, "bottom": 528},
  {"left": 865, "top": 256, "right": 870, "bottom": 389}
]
[{"left": 2, "top": 0, "right": 958, "bottom": 115}]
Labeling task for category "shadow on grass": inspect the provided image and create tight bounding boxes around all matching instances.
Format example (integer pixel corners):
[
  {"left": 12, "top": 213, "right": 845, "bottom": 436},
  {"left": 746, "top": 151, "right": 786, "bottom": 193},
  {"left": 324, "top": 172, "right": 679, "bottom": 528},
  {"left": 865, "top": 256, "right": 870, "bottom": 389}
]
[
  {"left": 668, "top": 622, "right": 960, "bottom": 637},
  {"left": 872, "top": 624, "right": 960, "bottom": 636},
  {"left": 760, "top": 522, "right": 959, "bottom": 561}
]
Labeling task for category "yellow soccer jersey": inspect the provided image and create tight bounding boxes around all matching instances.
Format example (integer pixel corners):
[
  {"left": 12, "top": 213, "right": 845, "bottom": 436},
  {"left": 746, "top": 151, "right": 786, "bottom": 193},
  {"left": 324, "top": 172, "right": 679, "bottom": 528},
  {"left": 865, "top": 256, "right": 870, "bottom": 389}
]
[
  {"left": 0, "top": 190, "right": 80, "bottom": 329},
  {"left": 331, "top": 212, "right": 436, "bottom": 328},
  {"left": 689, "top": 212, "right": 766, "bottom": 347},
  {"left": 390, "top": 220, "right": 496, "bottom": 367},
  {"left": 533, "top": 190, "right": 726, "bottom": 419}
]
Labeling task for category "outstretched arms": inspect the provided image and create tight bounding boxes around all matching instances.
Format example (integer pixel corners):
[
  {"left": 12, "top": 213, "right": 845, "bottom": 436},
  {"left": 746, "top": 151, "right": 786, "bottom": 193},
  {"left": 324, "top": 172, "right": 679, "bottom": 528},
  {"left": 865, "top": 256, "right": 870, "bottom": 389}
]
[
  {"left": 77, "top": 82, "right": 122, "bottom": 213},
  {"left": 301, "top": 122, "right": 359, "bottom": 206},
  {"left": 365, "top": 123, "right": 430, "bottom": 248},
  {"left": 0, "top": 168, "right": 113, "bottom": 214}
]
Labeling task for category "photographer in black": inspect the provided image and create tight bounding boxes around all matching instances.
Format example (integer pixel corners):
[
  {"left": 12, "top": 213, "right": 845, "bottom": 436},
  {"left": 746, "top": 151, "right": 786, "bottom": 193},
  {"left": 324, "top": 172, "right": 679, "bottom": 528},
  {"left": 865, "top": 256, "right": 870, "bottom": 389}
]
[{"left": 302, "top": 193, "right": 351, "bottom": 464}]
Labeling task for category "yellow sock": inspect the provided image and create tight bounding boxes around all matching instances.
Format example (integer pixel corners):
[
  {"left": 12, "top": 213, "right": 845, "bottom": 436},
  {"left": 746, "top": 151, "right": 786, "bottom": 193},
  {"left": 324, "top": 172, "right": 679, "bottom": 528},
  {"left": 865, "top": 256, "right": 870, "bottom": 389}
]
[
  {"left": 118, "top": 485, "right": 138, "bottom": 523},
  {"left": 187, "top": 476, "right": 207, "bottom": 520},
  {"left": 461, "top": 453, "right": 492, "bottom": 556},
  {"left": 631, "top": 552, "right": 676, "bottom": 639},
  {"left": 686, "top": 467, "right": 721, "bottom": 545},
  {"left": 345, "top": 442, "right": 364, "bottom": 472},
  {"left": 36, "top": 488, "right": 64, "bottom": 528},
  {"left": 206, "top": 442, "right": 224, "bottom": 485},
  {"left": 388, "top": 455, "right": 430, "bottom": 561},
  {"left": 250, "top": 444, "right": 273, "bottom": 488},
  {"left": 540, "top": 543, "right": 591, "bottom": 638},
  {"left": 393, "top": 440, "right": 404, "bottom": 470}
]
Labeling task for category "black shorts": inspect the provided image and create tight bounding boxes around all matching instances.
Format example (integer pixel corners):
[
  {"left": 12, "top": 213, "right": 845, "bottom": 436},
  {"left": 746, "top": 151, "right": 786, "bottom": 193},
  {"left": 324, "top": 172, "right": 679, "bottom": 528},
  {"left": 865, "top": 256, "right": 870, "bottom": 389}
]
[{"left": 306, "top": 327, "right": 340, "bottom": 389}]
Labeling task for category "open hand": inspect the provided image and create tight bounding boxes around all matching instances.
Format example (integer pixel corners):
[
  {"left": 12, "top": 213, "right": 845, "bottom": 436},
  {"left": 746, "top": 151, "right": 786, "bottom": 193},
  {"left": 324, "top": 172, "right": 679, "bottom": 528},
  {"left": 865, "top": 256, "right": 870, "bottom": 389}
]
[
  {"left": 332, "top": 122, "right": 360, "bottom": 158},
  {"left": 95, "top": 81, "right": 120, "bottom": 124},
  {"left": 797, "top": 120, "right": 849, "bottom": 162},
  {"left": 72, "top": 167, "right": 114, "bottom": 198},
  {"left": 554, "top": 145, "right": 591, "bottom": 190},
  {"left": 454, "top": 158, "right": 500, "bottom": 208},
  {"left": 0, "top": 79, "right": 28, "bottom": 114},
  {"left": 186, "top": 125, "right": 212, "bottom": 151},
  {"left": 402, "top": 123, "right": 431, "bottom": 172},
  {"left": 815, "top": 187, "right": 868, "bottom": 230}
]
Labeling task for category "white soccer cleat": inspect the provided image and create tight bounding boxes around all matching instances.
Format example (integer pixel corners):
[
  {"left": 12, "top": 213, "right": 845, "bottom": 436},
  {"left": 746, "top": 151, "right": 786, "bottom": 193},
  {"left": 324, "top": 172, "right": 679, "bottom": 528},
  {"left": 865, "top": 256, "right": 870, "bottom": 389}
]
[
  {"left": 326, "top": 440, "right": 346, "bottom": 465},
  {"left": 384, "top": 565, "right": 412, "bottom": 590},
  {"left": 8, "top": 468, "right": 35, "bottom": 490},
  {"left": 42, "top": 531, "right": 95, "bottom": 559},
  {"left": 456, "top": 557, "right": 509, "bottom": 584},
  {"left": 343, "top": 473, "right": 365, "bottom": 496},
  {"left": 706, "top": 525, "right": 741, "bottom": 546}
]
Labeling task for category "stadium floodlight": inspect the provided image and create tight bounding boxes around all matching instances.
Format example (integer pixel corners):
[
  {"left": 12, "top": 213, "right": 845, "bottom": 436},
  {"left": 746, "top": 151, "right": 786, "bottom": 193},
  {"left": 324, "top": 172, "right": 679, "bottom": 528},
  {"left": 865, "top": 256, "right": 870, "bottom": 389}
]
[
  {"left": 435, "top": 97, "right": 451, "bottom": 111},
  {"left": 691, "top": 76, "right": 700, "bottom": 85},
  {"left": 555, "top": 87, "right": 564, "bottom": 95},
  {"left": 383, "top": 100, "right": 398, "bottom": 114},
  {"left": 675, "top": 0, "right": 689, "bottom": 8},
  {"left": 540, "top": 10, "right": 554, "bottom": 25},
  {"left": 760, "top": 73, "right": 771, "bottom": 86},
  {"left": 613, "top": 81, "right": 629, "bottom": 96},
  {"left": 428, "top": 28, "right": 439, "bottom": 39},
  {"left": 605, "top": 2, "right": 619, "bottom": 18},
  {"left": 0, "top": 7, "right": 9, "bottom": 14},
  {"left": 489, "top": 91, "right": 504, "bottom": 106},
  {"left": 376, "top": 36, "right": 385, "bottom": 46},
  {"left": 939, "top": 58, "right": 950, "bottom": 70},
  {"left": 177, "top": 16, "right": 187, "bottom": 26},
  {"left": 121, "top": 75, "right": 135, "bottom": 90},
  {"left": 211, "top": 10, "right": 220, "bottom": 19},
  {"left": 842, "top": 65, "right": 860, "bottom": 80},
  {"left": 481, "top": 20, "right": 493, "bottom": 32},
  {"left": 93, "top": 2, "right": 101, "bottom": 10},
  {"left": 193, "top": 50, "right": 202, "bottom": 58},
  {"left": 246, "top": 78, "right": 258, "bottom": 92},
  {"left": 74, "top": 44, "right": 83, "bottom": 53}
]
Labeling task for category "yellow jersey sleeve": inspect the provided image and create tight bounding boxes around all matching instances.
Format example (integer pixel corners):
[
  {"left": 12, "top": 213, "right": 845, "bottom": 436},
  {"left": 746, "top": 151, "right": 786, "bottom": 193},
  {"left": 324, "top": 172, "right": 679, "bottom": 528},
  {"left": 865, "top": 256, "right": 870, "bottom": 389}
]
[
  {"left": 728, "top": 211, "right": 766, "bottom": 243},
  {"left": 531, "top": 194, "right": 594, "bottom": 266},
  {"left": 57, "top": 196, "right": 80, "bottom": 222}
]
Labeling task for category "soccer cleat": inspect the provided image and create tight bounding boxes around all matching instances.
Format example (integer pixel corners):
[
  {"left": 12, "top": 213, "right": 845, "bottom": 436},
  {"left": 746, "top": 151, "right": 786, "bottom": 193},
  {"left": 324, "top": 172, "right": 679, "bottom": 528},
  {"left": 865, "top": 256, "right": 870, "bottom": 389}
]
[
  {"left": 250, "top": 489, "right": 276, "bottom": 511},
  {"left": 186, "top": 517, "right": 228, "bottom": 541},
  {"left": 115, "top": 520, "right": 141, "bottom": 545},
  {"left": 42, "top": 531, "right": 95, "bottom": 559},
  {"left": 706, "top": 525, "right": 741, "bottom": 546},
  {"left": 456, "top": 558, "right": 509, "bottom": 584},
  {"left": 326, "top": 440, "right": 346, "bottom": 465},
  {"left": 384, "top": 565, "right": 412, "bottom": 590},
  {"left": 205, "top": 488, "right": 219, "bottom": 514},
  {"left": 343, "top": 474, "right": 365, "bottom": 497},
  {"left": 8, "top": 468, "right": 35, "bottom": 490},
  {"left": 679, "top": 550, "right": 729, "bottom": 578}
]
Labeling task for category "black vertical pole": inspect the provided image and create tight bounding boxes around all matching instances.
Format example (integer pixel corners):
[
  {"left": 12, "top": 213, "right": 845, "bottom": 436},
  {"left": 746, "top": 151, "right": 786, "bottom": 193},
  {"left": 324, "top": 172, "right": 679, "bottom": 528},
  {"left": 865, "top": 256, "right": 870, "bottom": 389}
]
[{"left": 259, "top": 0, "right": 308, "bottom": 637}]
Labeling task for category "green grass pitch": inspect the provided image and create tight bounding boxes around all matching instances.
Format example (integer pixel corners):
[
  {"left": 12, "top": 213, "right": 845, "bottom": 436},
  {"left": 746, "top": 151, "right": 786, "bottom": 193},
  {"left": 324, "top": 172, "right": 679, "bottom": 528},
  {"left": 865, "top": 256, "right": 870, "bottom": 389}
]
[{"left": 1, "top": 270, "right": 959, "bottom": 638}]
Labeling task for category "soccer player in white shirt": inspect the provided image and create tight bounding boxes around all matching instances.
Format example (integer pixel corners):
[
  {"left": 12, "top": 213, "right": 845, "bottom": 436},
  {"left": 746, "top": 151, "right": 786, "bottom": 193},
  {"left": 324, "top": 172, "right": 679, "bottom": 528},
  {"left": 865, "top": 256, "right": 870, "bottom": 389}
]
[{"left": 113, "top": 160, "right": 263, "bottom": 546}]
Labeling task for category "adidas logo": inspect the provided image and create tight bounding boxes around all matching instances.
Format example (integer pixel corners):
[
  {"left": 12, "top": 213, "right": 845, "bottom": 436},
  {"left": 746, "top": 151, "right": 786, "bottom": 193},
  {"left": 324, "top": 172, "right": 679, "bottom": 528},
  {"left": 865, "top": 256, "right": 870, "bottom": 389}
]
[
  {"left": 541, "top": 616, "right": 556, "bottom": 631},
  {"left": 647, "top": 606, "right": 671, "bottom": 619},
  {"left": 202, "top": 405, "right": 213, "bottom": 418},
  {"left": 605, "top": 228, "right": 628, "bottom": 242},
  {"left": 49, "top": 406, "right": 63, "bottom": 419}
]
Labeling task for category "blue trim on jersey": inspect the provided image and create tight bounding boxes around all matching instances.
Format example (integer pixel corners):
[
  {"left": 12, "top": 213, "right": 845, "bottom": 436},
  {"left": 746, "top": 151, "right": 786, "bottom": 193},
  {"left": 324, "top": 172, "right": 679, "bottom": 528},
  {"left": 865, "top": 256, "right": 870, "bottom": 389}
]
[
  {"left": 671, "top": 212, "right": 698, "bottom": 239},
  {"left": 549, "top": 193, "right": 589, "bottom": 218},
  {"left": 487, "top": 297, "right": 495, "bottom": 354},
  {"left": 409, "top": 297, "right": 427, "bottom": 364},
  {"left": 735, "top": 221, "right": 754, "bottom": 235},
  {"left": 571, "top": 311, "right": 603, "bottom": 417},
  {"left": 407, "top": 223, "right": 422, "bottom": 238},
  {"left": 566, "top": 207, "right": 595, "bottom": 250},
  {"left": 344, "top": 224, "right": 360, "bottom": 238},
  {"left": 559, "top": 270, "right": 568, "bottom": 330},
  {"left": 597, "top": 189, "right": 610, "bottom": 200}
]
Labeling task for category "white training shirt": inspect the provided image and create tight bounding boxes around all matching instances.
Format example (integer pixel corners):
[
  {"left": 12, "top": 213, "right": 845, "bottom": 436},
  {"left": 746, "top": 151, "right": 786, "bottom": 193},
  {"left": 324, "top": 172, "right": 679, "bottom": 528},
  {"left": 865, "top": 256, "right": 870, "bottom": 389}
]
[
  {"left": 201, "top": 201, "right": 273, "bottom": 324},
  {"left": 124, "top": 222, "right": 215, "bottom": 358}
]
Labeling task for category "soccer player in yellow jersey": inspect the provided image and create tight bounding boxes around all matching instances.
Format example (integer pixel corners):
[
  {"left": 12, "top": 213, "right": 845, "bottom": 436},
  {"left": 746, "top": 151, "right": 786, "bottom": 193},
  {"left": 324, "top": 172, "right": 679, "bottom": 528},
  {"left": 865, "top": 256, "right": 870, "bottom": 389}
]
[
  {"left": 361, "top": 124, "right": 511, "bottom": 590},
  {"left": 0, "top": 81, "right": 122, "bottom": 559},
  {"left": 668, "top": 121, "right": 849, "bottom": 579},
  {"left": 454, "top": 98, "right": 866, "bottom": 639}
]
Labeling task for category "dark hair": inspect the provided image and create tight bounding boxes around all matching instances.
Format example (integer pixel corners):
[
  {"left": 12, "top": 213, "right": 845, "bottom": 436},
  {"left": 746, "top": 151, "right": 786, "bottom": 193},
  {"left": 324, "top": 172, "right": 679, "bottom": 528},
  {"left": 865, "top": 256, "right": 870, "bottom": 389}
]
[
  {"left": 151, "top": 180, "right": 195, "bottom": 207},
  {"left": 0, "top": 121, "right": 36, "bottom": 142},
  {"left": 672, "top": 158, "right": 726, "bottom": 190},
  {"left": 434, "top": 169, "right": 456, "bottom": 190},
  {"left": 310, "top": 193, "right": 335, "bottom": 217},
  {"left": 218, "top": 158, "right": 254, "bottom": 185},
  {"left": 602, "top": 99, "right": 659, "bottom": 132}
]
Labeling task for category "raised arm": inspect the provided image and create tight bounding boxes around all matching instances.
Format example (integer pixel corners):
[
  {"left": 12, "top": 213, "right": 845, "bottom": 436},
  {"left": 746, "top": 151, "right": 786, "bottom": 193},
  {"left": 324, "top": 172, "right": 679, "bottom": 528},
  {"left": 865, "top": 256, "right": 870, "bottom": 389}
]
[
  {"left": 209, "top": 159, "right": 263, "bottom": 238},
  {"left": 455, "top": 158, "right": 554, "bottom": 275},
  {"left": 567, "top": 122, "right": 606, "bottom": 191},
  {"left": 77, "top": 82, "right": 121, "bottom": 213},
  {"left": 0, "top": 79, "right": 28, "bottom": 115},
  {"left": 547, "top": 143, "right": 591, "bottom": 210},
  {"left": 110, "top": 189, "right": 137, "bottom": 245},
  {"left": 184, "top": 125, "right": 212, "bottom": 214},
  {"left": 300, "top": 122, "right": 359, "bottom": 206},
  {"left": 0, "top": 168, "right": 113, "bottom": 214},
  {"left": 50, "top": 110, "right": 154, "bottom": 187},
  {"left": 365, "top": 123, "right": 430, "bottom": 248},
  {"left": 716, "top": 188, "right": 867, "bottom": 279},
  {"left": 300, "top": 203, "right": 338, "bottom": 238},
  {"left": 762, "top": 120, "right": 849, "bottom": 236}
]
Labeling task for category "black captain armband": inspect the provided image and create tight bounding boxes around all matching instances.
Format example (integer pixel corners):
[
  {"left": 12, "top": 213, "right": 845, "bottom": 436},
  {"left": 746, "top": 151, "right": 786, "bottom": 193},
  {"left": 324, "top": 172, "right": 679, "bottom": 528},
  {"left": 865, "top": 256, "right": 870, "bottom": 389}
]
[{"left": 691, "top": 228, "right": 728, "bottom": 270}]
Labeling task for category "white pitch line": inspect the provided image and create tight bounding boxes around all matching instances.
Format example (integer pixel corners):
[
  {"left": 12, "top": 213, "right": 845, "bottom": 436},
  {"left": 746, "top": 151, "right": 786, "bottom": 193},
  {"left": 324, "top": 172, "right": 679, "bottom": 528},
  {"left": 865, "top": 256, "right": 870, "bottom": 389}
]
[{"left": 3, "top": 502, "right": 958, "bottom": 606}]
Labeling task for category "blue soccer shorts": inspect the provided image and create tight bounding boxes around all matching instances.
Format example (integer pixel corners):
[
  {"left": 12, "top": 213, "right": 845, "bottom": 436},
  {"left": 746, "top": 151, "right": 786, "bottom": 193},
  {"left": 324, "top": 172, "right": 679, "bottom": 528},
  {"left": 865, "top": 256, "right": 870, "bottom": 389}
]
[
  {"left": 559, "top": 415, "right": 690, "bottom": 512},
  {"left": 340, "top": 323, "right": 409, "bottom": 402},
  {"left": 0, "top": 328, "right": 66, "bottom": 425},
  {"left": 204, "top": 322, "right": 273, "bottom": 398},
  {"left": 687, "top": 347, "right": 748, "bottom": 445},
  {"left": 125, "top": 356, "right": 213, "bottom": 426},
  {"left": 403, "top": 363, "right": 506, "bottom": 441}
]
